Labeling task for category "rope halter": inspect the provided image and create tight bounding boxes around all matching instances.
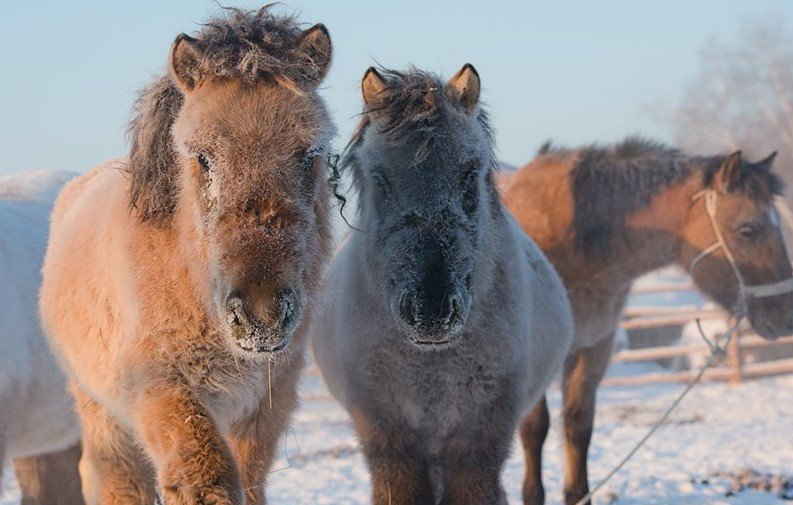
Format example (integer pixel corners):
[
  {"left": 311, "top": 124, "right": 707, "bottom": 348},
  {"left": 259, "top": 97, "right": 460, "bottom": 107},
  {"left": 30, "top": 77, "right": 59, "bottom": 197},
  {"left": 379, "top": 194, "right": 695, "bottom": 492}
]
[{"left": 687, "top": 188, "right": 793, "bottom": 307}]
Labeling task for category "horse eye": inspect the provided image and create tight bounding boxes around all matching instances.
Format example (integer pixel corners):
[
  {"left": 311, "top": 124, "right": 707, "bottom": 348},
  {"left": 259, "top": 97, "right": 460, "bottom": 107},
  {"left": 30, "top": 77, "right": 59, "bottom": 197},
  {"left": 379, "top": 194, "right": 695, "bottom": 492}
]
[
  {"left": 301, "top": 154, "right": 316, "bottom": 172},
  {"left": 197, "top": 154, "right": 211, "bottom": 172},
  {"left": 461, "top": 169, "right": 481, "bottom": 215},
  {"left": 302, "top": 146, "right": 323, "bottom": 172},
  {"left": 461, "top": 168, "right": 482, "bottom": 199},
  {"left": 738, "top": 223, "right": 761, "bottom": 238},
  {"left": 462, "top": 168, "right": 480, "bottom": 188},
  {"left": 372, "top": 172, "right": 389, "bottom": 191}
]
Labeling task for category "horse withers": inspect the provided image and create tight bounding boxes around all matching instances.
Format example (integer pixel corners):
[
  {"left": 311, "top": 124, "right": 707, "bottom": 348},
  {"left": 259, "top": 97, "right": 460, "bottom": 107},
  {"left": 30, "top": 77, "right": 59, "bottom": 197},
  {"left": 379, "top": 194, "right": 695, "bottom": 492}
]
[
  {"left": 39, "top": 7, "right": 335, "bottom": 505},
  {"left": 501, "top": 138, "right": 793, "bottom": 505},
  {"left": 311, "top": 65, "right": 573, "bottom": 505},
  {"left": 0, "top": 170, "right": 83, "bottom": 505}
]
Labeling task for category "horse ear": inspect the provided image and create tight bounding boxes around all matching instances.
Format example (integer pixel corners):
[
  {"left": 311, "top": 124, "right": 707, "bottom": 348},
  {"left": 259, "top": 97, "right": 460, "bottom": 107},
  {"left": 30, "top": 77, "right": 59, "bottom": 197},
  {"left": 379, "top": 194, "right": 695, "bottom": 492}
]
[
  {"left": 298, "top": 24, "right": 332, "bottom": 86},
  {"left": 169, "top": 34, "right": 203, "bottom": 92},
  {"left": 715, "top": 151, "right": 743, "bottom": 193},
  {"left": 446, "top": 63, "right": 480, "bottom": 114},
  {"left": 758, "top": 150, "right": 778, "bottom": 169},
  {"left": 362, "top": 67, "right": 389, "bottom": 109}
]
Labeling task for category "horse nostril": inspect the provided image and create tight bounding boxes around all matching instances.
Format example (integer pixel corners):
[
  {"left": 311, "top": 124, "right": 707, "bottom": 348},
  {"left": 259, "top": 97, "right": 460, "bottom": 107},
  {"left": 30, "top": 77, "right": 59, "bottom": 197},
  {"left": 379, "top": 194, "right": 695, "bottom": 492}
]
[
  {"left": 225, "top": 294, "right": 245, "bottom": 326},
  {"left": 399, "top": 292, "right": 417, "bottom": 326},
  {"left": 447, "top": 295, "right": 461, "bottom": 325},
  {"left": 279, "top": 290, "right": 298, "bottom": 331}
]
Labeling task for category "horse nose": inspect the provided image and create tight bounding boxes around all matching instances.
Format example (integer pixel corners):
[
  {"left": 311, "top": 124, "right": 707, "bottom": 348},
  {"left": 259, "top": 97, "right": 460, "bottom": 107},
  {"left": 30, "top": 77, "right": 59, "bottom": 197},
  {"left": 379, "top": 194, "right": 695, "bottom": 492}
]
[
  {"left": 398, "top": 291, "right": 418, "bottom": 327},
  {"left": 224, "top": 288, "right": 299, "bottom": 332},
  {"left": 399, "top": 289, "right": 465, "bottom": 330}
]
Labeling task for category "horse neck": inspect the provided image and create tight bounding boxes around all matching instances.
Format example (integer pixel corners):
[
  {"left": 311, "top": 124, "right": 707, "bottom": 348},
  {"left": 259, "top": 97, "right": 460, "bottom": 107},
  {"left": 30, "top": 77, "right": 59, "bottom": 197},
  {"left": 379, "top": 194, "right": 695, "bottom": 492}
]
[
  {"left": 612, "top": 173, "right": 705, "bottom": 279},
  {"left": 153, "top": 204, "right": 212, "bottom": 302}
]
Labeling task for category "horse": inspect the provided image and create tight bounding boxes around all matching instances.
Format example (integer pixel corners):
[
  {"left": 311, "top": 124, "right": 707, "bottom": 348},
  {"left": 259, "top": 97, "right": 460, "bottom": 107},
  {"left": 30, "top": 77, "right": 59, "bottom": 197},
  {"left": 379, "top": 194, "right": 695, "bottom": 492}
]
[
  {"left": 39, "top": 7, "right": 335, "bottom": 505},
  {"left": 0, "top": 169, "right": 84, "bottom": 505},
  {"left": 499, "top": 137, "right": 793, "bottom": 505},
  {"left": 311, "top": 65, "right": 574, "bottom": 505}
]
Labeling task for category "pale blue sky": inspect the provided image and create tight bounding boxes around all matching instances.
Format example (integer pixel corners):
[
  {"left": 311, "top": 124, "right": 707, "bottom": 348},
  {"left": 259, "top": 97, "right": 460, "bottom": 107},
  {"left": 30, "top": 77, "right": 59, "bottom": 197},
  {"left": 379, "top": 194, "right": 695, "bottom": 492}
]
[{"left": 1, "top": 1, "right": 792, "bottom": 176}]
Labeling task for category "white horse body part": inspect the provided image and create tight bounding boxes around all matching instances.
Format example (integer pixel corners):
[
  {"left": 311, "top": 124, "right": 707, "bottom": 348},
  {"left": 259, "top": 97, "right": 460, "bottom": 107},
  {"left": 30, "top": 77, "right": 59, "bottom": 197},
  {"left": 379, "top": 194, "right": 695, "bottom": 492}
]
[{"left": 0, "top": 170, "right": 79, "bottom": 467}]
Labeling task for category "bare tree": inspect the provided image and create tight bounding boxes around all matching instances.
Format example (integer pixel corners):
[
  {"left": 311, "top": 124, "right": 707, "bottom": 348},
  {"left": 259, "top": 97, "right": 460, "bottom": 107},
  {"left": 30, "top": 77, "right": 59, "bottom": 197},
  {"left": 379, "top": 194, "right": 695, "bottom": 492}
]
[{"left": 673, "top": 17, "right": 793, "bottom": 204}]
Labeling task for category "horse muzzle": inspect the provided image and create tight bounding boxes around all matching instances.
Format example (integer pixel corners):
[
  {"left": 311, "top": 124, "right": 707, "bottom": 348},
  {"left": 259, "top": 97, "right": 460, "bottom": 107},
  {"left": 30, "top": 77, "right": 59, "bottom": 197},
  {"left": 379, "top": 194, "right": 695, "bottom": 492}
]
[
  {"left": 747, "top": 301, "right": 793, "bottom": 341},
  {"left": 224, "top": 289, "right": 300, "bottom": 354},
  {"left": 395, "top": 288, "right": 470, "bottom": 348}
]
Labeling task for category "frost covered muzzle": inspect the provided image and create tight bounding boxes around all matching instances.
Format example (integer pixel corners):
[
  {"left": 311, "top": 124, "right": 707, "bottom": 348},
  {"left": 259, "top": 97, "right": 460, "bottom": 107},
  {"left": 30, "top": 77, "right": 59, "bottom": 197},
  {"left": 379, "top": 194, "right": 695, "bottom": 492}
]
[
  {"left": 390, "top": 241, "right": 473, "bottom": 347},
  {"left": 224, "top": 288, "right": 301, "bottom": 354},
  {"left": 396, "top": 286, "right": 470, "bottom": 347}
]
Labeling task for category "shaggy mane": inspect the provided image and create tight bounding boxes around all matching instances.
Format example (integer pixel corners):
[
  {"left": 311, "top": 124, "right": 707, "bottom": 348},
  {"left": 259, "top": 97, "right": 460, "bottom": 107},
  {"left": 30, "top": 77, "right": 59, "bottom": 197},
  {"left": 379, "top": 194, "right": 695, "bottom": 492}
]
[
  {"left": 127, "top": 5, "right": 319, "bottom": 224},
  {"left": 540, "top": 136, "right": 785, "bottom": 255},
  {"left": 343, "top": 67, "right": 496, "bottom": 195}
]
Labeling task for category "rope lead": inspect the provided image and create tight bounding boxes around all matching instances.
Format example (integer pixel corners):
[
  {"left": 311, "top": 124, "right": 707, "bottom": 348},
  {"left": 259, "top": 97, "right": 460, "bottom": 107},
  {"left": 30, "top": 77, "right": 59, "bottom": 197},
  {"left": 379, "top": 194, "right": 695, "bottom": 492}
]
[{"left": 574, "top": 317, "right": 742, "bottom": 505}]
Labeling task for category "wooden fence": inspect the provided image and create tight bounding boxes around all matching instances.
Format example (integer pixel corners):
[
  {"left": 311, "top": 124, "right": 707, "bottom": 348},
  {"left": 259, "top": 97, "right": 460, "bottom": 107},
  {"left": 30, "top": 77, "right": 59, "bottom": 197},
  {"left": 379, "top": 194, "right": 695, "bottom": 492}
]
[{"left": 603, "top": 281, "right": 793, "bottom": 387}]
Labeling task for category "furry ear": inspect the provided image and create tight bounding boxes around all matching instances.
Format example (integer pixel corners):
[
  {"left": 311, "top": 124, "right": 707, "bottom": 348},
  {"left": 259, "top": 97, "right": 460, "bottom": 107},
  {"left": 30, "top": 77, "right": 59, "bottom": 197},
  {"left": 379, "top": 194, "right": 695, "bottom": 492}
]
[
  {"left": 298, "top": 24, "right": 332, "bottom": 86},
  {"left": 362, "top": 67, "right": 390, "bottom": 109},
  {"left": 169, "top": 34, "right": 204, "bottom": 92},
  {"left": 715, "top": 151, "right": 743, "bottom": 193},
  {"left": 446, "top": 63, "right": 480, "bottom": 114}
]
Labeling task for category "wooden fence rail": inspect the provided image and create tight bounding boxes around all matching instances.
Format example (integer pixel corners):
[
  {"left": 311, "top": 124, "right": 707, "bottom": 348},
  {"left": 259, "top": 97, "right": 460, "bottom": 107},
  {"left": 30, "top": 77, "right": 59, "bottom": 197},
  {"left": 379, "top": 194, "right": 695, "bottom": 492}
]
[{"left": 603, "top": 281, "right": 793, "bottom": 387}]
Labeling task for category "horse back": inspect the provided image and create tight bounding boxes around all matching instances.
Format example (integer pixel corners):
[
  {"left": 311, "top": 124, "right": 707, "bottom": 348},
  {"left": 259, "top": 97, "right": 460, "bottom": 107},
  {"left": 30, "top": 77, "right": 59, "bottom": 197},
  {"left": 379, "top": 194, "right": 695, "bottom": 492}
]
[
  {"left": 502, "top": 153, "right": 633, "bottom": 349},
  {"left": 41, "top": 160, "right": 140, "bottom": 397},
  {"left": 500, "top": 156, "right": 576, "bottom": 256}
]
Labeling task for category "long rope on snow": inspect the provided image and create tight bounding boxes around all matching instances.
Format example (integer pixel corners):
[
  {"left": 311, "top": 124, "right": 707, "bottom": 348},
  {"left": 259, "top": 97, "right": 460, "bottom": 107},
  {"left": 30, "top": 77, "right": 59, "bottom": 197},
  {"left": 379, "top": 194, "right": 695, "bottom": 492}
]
[{"left": 574, "top": 317, "right": 742, "bottom": 505}]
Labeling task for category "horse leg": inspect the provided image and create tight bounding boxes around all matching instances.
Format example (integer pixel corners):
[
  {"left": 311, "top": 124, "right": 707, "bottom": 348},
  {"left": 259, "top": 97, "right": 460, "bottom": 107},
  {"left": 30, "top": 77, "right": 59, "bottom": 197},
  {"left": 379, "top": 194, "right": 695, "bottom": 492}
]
[
  {"left": 228, "top": 385, "right": 299, "bottom": 505},
  {"left": 519, "top": 395, "right": 550, "bottom": 505},
  {"left": 441, "top": 397, "right": 516, "bottom": 505},
  {"left": 130, "top": 385, "right": 243, "bottom": 505},
  {"left": 350, "top": 407, "right": 433, "bottom": 505},
  {"left": 561, "top": 334, "right": 615, "bottom": 505},
  {"left": 72, "top": 385, "right": 156, "bottom": 505},
  {"left": 440, "top": 449, "right": 509, "bottom": 505},
  {"left": 13, "top": 443, "right": 85, "bottom": 505}
]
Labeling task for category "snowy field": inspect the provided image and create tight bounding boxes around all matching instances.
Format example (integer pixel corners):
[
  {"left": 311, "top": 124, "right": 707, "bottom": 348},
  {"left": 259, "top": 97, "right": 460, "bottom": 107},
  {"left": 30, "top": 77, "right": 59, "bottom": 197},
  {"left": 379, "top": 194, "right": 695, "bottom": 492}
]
[{"left": 3, "top": 364, "right": 792, "bottom": 505}]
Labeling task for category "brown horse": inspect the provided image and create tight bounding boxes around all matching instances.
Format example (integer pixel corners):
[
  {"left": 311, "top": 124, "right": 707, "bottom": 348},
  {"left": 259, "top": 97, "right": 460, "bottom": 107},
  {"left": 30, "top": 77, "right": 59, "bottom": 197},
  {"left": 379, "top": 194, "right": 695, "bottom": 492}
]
[
  {"left": 500, "top": 137, "right": 793, "bottom": 505},
  {"left": 39, "top": 7, "right": 334, "bottom": 505}
]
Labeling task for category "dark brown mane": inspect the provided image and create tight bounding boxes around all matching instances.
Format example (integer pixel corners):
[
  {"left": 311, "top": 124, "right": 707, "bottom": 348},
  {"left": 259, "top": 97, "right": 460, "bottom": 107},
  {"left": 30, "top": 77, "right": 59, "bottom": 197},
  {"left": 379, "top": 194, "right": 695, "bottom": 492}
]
[
  {"left": 192, "top": 6, "right": 320, "bottom": 87},
  {"left": 126, "top": 5, "right": 318, "bottom": 225},
  {"left": 544, "top": 136, "right": 785, "bottom": 254},
  {"left": 342, "top": 67, "right": 495, "bottom": 192}
]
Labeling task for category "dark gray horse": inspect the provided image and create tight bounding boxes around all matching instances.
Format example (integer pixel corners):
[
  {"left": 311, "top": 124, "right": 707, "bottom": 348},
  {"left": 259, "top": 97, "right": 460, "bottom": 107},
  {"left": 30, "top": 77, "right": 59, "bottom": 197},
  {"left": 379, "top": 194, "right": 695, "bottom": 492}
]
[{"left": 312, "top": 65, "right": 573, "bottom": 505}]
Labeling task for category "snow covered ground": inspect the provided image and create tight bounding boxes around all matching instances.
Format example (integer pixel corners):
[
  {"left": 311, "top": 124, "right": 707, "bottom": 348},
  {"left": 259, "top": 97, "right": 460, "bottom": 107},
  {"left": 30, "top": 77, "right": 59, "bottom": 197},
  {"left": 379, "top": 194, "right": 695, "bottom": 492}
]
[
  {"left": 3, "top": 365, "right": 792, "bottom": 505},
  {"left": 4, "top": 268, "right": 789, "bottom": 503}
]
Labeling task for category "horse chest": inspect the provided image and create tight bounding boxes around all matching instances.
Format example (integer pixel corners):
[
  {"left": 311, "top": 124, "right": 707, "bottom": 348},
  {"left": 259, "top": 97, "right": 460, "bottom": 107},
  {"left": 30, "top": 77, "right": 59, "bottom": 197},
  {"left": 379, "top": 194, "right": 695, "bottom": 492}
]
[
  {"left": 569, "top": 284, "right": 631, "bottom": 348},
  {"left": 203, "top": 368, "right": 267, "bottom": 426},
  {"left": 382, "top": 350, "right": 507, "bottom": 439},
  {"left": 171, "top": 346, "right": 270, "bottom": 425}
]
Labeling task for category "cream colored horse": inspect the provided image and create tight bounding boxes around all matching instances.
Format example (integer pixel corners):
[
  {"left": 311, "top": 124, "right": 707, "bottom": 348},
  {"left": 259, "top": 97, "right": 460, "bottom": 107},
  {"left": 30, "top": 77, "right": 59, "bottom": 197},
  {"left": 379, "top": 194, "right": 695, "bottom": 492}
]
[
  {"left": 0, "top": 170, "right": 83, "bottom": 504},
  {"left": 40, "top": 7, "right": 335, "bottom": 505}
]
